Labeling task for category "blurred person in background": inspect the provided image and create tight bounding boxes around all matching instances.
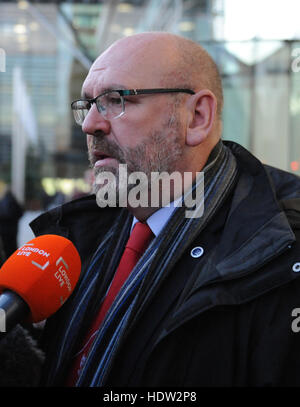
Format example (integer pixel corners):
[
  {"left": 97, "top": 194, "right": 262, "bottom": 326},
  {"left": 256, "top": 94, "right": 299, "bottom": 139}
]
[
  {"left": 24, "top": 32, "right": 300, "bottom": 387},
  {"left": 0, "top": 181, "right": 23, "bottom": 261},
  {"left": 0, "top": 181, "right": 44, "bottom": 387}
]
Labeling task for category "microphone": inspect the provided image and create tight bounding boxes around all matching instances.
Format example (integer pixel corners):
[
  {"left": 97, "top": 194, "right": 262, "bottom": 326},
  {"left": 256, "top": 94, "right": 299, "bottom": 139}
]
[{"left": 0, "top": 234, "right": 81, "bottom": 333}]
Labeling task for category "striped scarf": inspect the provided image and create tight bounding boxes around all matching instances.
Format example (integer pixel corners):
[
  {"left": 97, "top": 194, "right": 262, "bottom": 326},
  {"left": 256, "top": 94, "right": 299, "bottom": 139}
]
[{"left": 46, "top": 140, "right": 238, "bottom": 386}]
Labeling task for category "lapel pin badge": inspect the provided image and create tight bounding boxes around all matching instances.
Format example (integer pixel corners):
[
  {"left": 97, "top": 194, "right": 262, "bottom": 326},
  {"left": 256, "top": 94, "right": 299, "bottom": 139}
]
[
  {"left": 190, "top": 246, "right": 204, "bottom": 258},
  {"left": 293, "top": 263, "right": 300, "bottom": 272}
]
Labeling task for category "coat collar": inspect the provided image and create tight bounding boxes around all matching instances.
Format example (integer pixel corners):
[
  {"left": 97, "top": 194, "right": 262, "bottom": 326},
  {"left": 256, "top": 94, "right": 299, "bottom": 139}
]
[{"left": 214, "top": 141, "right": 297, "bottom": 279}]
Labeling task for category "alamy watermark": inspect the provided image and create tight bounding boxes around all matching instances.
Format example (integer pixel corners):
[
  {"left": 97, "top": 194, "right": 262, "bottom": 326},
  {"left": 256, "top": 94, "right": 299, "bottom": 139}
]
[
  {"left": 0, "top": 48, "right": 6, "bottom": 73},
  {"left": 291, "top": 48, "right": 300, "bottom": 73},
  {"left": 291, "top": 308, "right": 300, "bottom": 332},
  {"left": 94, "top": 164, "right": 204, "bottom": 219},
  {"left": 0, "top": 308, "right": 6, "bottom": 332}
]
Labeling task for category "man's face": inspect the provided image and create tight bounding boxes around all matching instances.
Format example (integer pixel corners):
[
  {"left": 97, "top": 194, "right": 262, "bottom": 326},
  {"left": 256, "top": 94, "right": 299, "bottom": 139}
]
[{"left": 81, "top": 39, "right": 188, "bottom": 205}]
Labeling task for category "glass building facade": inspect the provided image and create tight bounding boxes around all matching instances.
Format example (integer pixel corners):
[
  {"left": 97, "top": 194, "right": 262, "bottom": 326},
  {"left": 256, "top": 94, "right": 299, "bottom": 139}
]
[{"left": 0, "top": 0, "right": 300, "bottom": 210}]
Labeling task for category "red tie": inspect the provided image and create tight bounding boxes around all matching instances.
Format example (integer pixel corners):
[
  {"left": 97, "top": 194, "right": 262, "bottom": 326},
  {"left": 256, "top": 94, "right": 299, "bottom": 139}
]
[
  {"left": 91, "top": 221, "right": 154, "bottom": 325},
  {"left": 66, "top": 221, "right": 154, "bottom": 385}
]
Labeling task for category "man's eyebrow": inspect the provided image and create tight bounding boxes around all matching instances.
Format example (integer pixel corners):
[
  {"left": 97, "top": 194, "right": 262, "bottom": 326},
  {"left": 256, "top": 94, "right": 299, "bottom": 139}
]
[
  {"left": 81, "top": 84, "right": 128, "bottom": 99},
  {"left": 81, "top": 90, "right": 91, "bottom": 99}
]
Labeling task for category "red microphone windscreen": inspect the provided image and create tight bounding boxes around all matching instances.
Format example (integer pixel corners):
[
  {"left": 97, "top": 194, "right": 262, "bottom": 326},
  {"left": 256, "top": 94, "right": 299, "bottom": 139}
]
[{"left": 0, "top": 234, "right": 81, "bottom": 322}]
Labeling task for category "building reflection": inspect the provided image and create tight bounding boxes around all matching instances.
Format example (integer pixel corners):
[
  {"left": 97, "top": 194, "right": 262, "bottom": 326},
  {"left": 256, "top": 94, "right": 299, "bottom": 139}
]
[{"left": 0, "top": 0, "right": 299, "bottom": 214}]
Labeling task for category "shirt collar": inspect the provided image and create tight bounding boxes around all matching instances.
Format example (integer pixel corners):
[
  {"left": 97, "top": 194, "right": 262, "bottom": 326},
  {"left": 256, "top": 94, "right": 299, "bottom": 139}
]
[{"left": 131, "top": 197, "right": 181, "bottom": 237}]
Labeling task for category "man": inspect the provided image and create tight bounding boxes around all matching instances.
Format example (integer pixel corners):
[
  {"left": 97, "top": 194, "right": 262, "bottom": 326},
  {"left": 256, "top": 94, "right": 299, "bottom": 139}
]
[
  {"left": 31, "top": 32, "right": 300, "bottom": 386},
  {"left": 0, "top": 182, "right": 23, "bottom": 262}
]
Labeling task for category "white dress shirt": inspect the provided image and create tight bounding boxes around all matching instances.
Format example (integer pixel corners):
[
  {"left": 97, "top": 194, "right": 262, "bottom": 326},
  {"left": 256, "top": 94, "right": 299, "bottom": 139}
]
[{"left": 131, "top": 197, "right": 182, "bottom": 237}]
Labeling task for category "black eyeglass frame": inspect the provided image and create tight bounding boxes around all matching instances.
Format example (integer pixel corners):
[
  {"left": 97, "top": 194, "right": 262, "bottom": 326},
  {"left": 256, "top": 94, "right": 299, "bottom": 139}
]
[{"left": 71, "top": 88, "right": 195, "bottom": 123}]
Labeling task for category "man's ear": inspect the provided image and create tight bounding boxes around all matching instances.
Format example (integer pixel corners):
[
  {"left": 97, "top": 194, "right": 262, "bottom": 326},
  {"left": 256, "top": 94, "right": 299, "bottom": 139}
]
[{"left": 186, "top": 89, "right": 217, "bottom": 147}]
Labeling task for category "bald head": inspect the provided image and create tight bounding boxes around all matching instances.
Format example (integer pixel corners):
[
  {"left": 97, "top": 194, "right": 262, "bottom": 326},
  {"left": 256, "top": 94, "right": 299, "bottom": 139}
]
[
  {"left": 93, "top": 32, "right": 223, "bottom": 118},
  {"left": 83, "top": 32, "right": 223, "bottom": 218}
]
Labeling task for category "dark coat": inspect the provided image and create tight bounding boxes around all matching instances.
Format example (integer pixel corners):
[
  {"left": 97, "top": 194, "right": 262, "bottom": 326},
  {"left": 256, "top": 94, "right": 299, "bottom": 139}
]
[{"left": 30, "top": 141, "right": 300, "bottom": 386}]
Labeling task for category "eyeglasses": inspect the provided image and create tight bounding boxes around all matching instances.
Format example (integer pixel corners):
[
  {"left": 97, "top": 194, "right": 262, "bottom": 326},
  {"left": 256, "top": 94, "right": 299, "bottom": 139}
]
[{"left": 71, "top": 88, "right": 195, "bottom": 125}]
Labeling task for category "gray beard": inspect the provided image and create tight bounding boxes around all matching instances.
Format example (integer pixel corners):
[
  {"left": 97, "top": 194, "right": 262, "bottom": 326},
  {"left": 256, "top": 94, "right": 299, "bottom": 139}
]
[{"left": 89, "top": 112, "right": 184, "bottom": 207}]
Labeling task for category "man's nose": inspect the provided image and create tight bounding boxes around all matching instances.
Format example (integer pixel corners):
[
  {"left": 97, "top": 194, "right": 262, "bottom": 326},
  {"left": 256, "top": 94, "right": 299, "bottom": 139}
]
[{"left": 82, "top": 103, "right": 111, "bottom": 136}]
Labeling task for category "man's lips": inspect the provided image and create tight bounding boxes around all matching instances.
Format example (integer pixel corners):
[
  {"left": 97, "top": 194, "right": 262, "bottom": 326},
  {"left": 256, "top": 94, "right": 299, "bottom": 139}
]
[{"left": 92, "top": 151, "right": 118, "bottom": 167}]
